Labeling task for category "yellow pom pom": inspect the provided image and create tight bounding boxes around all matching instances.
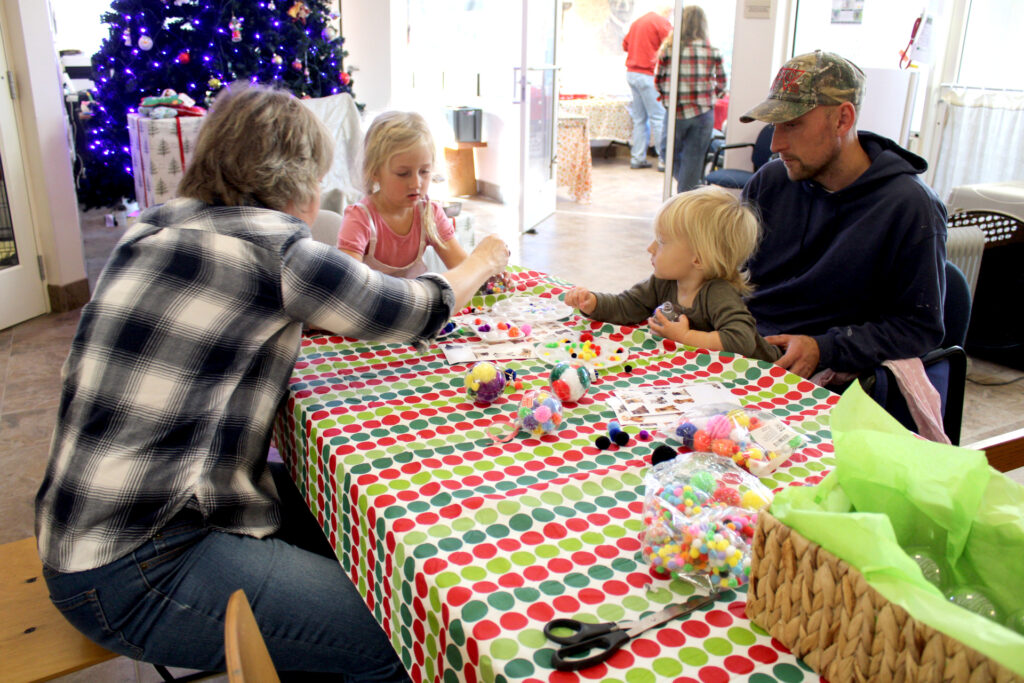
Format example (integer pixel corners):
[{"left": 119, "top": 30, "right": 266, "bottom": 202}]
[{"left": 741, "top": 490, "right": 768, "bottom": 510}]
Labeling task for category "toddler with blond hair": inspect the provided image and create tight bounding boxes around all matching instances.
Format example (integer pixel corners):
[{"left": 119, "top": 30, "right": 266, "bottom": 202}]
[{"left": 565, "top": 186, "right": 781, "bottom": 362}]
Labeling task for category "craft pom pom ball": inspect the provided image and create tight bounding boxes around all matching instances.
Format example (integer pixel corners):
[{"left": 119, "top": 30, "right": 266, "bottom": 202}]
[
  {"left": 517, "top": 389, "right": 564, "bottom": 436},
  {"left": 464, "top": 361, "right": 507, "bottom": 404},
  {"left": 549, "top": 361, "right": 591, "bottom": 403}
]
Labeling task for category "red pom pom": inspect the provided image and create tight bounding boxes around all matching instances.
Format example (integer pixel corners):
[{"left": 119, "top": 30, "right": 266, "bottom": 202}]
[
  {"left": 692, "top": 429, "right": 712, "bottom": 452},
  {"left": 712, "top": 487, "right": 742, "bottom": 506}
]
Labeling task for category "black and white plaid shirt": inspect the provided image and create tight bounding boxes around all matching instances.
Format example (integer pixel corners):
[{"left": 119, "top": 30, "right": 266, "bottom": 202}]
[{"left": 36, "top": 198, "right": 454, "bottom": 572}]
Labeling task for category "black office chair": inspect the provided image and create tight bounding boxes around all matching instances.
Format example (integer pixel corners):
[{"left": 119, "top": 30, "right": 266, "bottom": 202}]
[
  {"left": 704, "top": 125, "right": 775, "bottom": 189},
  {"left": 862, "top": 261, "right": 971, "bottom": 444}
]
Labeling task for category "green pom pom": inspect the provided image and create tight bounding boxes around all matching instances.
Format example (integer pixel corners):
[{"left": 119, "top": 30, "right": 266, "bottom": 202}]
[{"left": 690, "top": 470, "right": 716, "bottom": 494}]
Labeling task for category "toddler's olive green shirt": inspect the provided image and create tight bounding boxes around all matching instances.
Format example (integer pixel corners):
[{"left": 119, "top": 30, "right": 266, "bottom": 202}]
[{"left": 589, "top": 277, "right": 782, "bottom": 363}]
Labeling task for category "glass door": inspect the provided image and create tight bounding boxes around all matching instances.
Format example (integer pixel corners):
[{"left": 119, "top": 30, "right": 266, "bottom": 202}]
[
  {"left": 518, "top": 0, "right": 559, "bottom": 232},
  {"left": 0, "top": 32, "right": 47, "bottom": 329}
]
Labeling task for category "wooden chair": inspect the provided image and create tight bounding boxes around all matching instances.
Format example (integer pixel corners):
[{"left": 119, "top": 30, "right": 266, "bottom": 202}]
[
  {"left": 224, "top": 589, "right": 279, "bottom": 683},
  {"left": 0, "top": 537, "right": 118, "bottom": 682}
]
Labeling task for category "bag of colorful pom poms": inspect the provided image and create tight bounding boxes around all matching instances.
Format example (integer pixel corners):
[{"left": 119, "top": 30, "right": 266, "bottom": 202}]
[
  {"left": 640, "top": 452, "right": 773, "bottom": 590},
  {"left": 486, "top": 388, "right": 565, "bottom": 443},
  {"left": 667, "top": 403, "right": 804, "bottom": 477}
]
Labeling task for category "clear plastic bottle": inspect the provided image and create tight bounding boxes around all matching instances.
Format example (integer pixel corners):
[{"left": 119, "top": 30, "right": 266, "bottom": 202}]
[{"left": 656, "top": 301, "right": 680, "bottom": 322}]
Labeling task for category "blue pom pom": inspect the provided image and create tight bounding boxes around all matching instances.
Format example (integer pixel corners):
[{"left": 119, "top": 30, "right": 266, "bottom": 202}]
[{"left": 675, "top": 421, "right": 698, "bottom": 448}]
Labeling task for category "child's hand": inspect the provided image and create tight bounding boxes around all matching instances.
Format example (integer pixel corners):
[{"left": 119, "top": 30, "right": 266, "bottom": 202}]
[
  {"left": 565, "top": 287, "right": 596, "bottom": 314},
  {"left": 649, "top": 309, "right": 691, "bottom": 342},
  {"left": 472, "top": 235, "right": 510, "bottom": 275}
]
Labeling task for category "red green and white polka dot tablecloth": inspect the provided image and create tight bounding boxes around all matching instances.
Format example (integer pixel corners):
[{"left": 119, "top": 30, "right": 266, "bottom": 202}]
[{"left": 273, "top": 268, "right": 839, "bottom": 683}]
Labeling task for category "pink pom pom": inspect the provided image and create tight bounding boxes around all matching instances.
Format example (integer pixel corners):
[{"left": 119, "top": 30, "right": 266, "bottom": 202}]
[
  {"left": 521, "top": 324, "right": 532, "bottom": 336},
  {"left": 534, "top": 406, "right": 552, "bottom": 422},
  {"left": 705, "top": 414, "right": 731, "bottom": 440}
]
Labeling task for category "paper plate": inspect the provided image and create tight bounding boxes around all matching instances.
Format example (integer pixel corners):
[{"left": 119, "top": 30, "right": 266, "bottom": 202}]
[
  {"left": 533, "top": 335, "right": 632, "bottom": 371},
  {"left": 489, "top": 295, "right": 573, "bottom": 324}
]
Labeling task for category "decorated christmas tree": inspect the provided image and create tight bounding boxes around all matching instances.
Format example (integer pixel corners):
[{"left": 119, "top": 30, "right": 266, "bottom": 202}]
[{"left": 77, "top": 0, "right": 353, "bottom": 209}]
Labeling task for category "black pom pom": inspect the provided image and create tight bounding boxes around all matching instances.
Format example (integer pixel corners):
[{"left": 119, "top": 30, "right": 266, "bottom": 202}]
[
  {"left": 651, "top": 444, "right": 677, "bottom": 466},
  {"left": 624, "top": 364, "right": 633, "bottom": 373},
  {"left": 612, "top": 431, "right": 629, "bottom": 447},
  {"left": 595, "top": 436, "right": 611, "bottom": 450}
]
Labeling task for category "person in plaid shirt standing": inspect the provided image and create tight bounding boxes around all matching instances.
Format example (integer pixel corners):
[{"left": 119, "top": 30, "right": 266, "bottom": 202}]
[{"left": 656, "top": 5, "right": 727, "bottom": 192}]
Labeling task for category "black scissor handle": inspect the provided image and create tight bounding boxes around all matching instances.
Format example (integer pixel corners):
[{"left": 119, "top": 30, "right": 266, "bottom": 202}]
[
  {"left": 551, "top": 630, "right": 630, "bottom": 671},
  {"left": 543, "top": 618, "right": 618, "bottom": 645}
]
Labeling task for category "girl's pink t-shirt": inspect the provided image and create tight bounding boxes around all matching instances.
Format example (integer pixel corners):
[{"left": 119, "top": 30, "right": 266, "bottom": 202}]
[{"left": 338, "top": 198, "right": 455, "bottom": 268}]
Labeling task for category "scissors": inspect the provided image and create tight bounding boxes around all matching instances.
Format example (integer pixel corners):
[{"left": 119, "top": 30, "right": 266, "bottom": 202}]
[{"left": 544, "top": 592, "right": 719, "bottom": 671}]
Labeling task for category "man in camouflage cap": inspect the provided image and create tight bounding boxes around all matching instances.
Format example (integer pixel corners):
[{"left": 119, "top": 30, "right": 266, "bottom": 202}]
[
  {"left": 740, "top": 50, "right": 864, "bottom": 126},
  {"left": 736, "top": 50, "right": 948, "bottom": 392}
]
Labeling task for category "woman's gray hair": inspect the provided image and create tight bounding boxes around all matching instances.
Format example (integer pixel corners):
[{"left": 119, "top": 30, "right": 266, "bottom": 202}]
[{"left": 178, "top": 83, "right": 333, "bottom": 211}]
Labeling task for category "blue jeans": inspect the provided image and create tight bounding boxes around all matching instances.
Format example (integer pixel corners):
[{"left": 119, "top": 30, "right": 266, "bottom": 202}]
[
  {"left": 626, "top": 71, "right": 666, "bottom": 165},
  {"left": 665, "top": 109, "right": 715, "bottom": 193},
  {"left": 42, "top": 464, "right": 409, "bottom": 681}
]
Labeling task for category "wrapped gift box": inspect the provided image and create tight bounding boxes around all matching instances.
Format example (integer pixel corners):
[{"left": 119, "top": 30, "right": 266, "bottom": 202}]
[{"left": 127, "top": 113, "right": 205, "bottom": 209}]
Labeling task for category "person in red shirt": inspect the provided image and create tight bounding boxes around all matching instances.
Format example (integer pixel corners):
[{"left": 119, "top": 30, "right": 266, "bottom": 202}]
[{"left": 622, "top": 5, "right": 672, "bottom": 169}]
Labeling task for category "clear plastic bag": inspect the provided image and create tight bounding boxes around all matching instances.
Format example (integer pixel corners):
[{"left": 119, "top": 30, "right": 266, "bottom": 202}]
[
  {"left": 641, "top": 452, "right": 773, "bottom": 589},
  {"left": 665, "top": 403, "right": 805, "bottom": 477}
]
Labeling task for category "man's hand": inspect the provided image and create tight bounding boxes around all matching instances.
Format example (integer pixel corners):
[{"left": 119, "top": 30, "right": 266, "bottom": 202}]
[
  {"left": 649, "top": 309, "right": 691, "bottom": 343},
  {"left": 766, "top": 334, "right": 820, "bottom": 378}
]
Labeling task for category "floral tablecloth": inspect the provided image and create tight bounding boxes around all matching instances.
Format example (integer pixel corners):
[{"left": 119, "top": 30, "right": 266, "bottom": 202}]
[
  {"left": 557, "top": 98, "right": 633, "bottom": 144},
  {"left": 273, "top": 268, "right": 839, "bottom": 683},
  {"left": 556, "top": 115, "right": 592, "bottom": 204}
]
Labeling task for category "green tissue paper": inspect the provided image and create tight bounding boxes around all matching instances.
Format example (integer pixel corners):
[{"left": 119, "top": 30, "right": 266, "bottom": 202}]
[{"left": 770, "top": 382, "right": 1024, "bottom": 675}]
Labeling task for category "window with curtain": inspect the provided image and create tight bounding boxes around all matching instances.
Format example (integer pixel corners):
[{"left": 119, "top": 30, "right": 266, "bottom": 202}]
[{"left": 931, "top": 0, "right": 1024, "bottom": 200}]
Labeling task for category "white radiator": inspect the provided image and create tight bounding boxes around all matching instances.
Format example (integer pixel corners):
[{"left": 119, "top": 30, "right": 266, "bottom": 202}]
[{"left": 946, "top": 225, "right": 985, "bottom": 298}]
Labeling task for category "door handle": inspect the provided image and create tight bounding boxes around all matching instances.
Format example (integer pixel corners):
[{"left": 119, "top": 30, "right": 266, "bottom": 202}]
[{"left": 513, "top": 67, "right": 522, "bottom": 103}]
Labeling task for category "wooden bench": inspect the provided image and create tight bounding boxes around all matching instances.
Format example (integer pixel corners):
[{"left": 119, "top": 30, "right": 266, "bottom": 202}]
[{"left": 0, "top": 537, "right": 118, "bottom": 682}]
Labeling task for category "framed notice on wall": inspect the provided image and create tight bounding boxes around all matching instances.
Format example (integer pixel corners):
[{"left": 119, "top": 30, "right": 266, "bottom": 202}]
[
  {"left": 743, "top": 0, "right": 771, "bottom": 19},
  {"left": 831, "top": 0, "right": 865, "bottom": 24}
]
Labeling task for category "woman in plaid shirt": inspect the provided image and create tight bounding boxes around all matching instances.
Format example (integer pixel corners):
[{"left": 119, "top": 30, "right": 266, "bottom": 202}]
[
  {"left": 655, "top": 6, "right": 728, "bottom": 193},
  {"left": 35, "top": 84, "right": 508, "bottom": 679}
]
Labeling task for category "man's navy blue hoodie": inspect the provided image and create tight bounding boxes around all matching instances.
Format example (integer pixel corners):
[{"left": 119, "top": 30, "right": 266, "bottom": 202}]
[{"left": 742, "top": 131, "right": 947, "bottom": 373}]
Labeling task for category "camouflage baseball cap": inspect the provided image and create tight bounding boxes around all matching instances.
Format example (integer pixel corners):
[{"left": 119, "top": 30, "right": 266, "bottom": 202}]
[{"left": 740, "top": 50, "right": 865, "bottom": 123}]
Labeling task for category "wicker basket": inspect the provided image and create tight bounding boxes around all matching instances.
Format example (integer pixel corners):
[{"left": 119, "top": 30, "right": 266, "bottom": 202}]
[{"left": 746, "top": 511, "right": 1024, "bottom": 683}]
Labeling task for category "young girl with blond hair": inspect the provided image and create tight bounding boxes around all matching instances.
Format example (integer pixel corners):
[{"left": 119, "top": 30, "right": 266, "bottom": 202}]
[
  {"left": 338, "top": 111, "right": 469, "bottom": 277},
  {"left": 565, "top": 186, "right": 781, "bottom": 362}
]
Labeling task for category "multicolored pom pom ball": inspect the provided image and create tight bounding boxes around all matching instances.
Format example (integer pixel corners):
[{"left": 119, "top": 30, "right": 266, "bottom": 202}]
[
  {"left": 549, "top": 361, "right": 591, "bottom": 403},
  {"left": 517, "top": 389, "right": 564, "bottom": 436},
  {"left": 464, "top": 361, "right": 507, "bottom": 403}
]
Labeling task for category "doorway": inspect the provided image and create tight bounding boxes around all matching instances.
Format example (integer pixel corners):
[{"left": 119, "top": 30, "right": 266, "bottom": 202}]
[
  {"left": 0, "top": 30, "right": 48, "bottom": 330},
  {"left": 406, "top": 0, "right": 559, "bottom": 234}
]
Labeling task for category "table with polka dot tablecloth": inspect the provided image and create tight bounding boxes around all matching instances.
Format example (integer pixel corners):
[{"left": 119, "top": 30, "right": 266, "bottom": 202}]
[{"left": 273, "top": 268, "right": 839, "bottom": 683}]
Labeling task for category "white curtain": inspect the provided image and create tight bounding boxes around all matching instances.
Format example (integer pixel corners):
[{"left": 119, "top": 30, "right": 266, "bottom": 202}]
[{"left": 930, "top": 86, "right": 1024, "bottom": 202}]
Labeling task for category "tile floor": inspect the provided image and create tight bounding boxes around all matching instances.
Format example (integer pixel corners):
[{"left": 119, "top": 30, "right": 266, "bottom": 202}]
[{"left": 3, "top": 148, "right": 1023, "bottom": 682}]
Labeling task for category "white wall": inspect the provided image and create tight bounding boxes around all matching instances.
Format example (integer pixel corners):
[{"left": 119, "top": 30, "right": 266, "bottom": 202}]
[
  {"left": 3, "top": 0, "right": 87, "bottom": 295},
  {"left": 723, "top": 0, "right": 793, "bottom": 167},
  {"left": 49, "top": 0, "right": 110, "bottom": 56},
  {"left": 341, "top": 0, "right": 408, "bottom": 114}
]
